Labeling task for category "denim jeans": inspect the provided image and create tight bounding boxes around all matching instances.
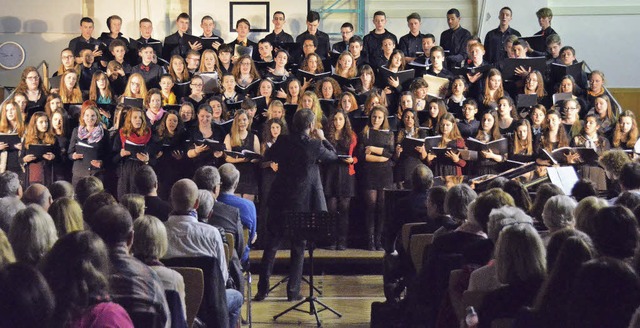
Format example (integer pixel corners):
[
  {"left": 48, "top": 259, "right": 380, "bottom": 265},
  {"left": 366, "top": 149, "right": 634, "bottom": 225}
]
[{"left": 226, "top": 288, "right": 244, "bottom": 327}]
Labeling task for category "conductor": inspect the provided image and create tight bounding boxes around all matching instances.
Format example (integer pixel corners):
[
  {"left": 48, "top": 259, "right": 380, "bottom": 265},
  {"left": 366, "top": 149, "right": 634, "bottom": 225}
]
[{"left": 255, "top": 108, "right": 338, "bottom": 301}]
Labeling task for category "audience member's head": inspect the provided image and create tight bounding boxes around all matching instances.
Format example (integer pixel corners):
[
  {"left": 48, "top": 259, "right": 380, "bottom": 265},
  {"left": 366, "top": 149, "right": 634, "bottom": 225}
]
[
  {"left": 171, "top": 179, "right": 199, "bottom": 212},
  {"left": 486, "top": 176, "right": 509, "bottom": 190},
  {"left": 22, "top": 183, "right": 53, "bottom": 211},
  {"left": 120, "top": 193, "right": 145, "bottom": 221},
  {"left": 75, "top": 176, "right": 104, "bottom": 205},
  {"left": 49, "top": 180, "right": 74, "bottom": 200},
  {"left": 542, "top": 195, "right": 577, "bottom": 232},
  {"left": 133, "top": 165, "right": 158, "bottom": 196},
  {"left": 90, "top": 204, "right": 134, "bottom": 246},
  {"left": 567, "top": 258, "right": 640, "bottom": 328},
  {"left": 471, "top": 188, "right": 514, "bottom": 232},
  {"left": 8, "top": 205, "right": 57, "bottom": 265},
  {"left": 615, "top": 190, "right": 640, "bottom": 210},
  {"left": 411, "top": 164, "right": 434, "bottom": 192},
  {"left": 444, "top": 184, "right": 477, "bottom": 222},
  {"left": 0, "top": 263, "right": 55, "bottom": 328},
  {"left": 0, "top": 171, "right": 22, "bottom": 198},
  {"left": 599, "top": 149, "right": 631, "bottom": 181},
  {"left": 503, "top": 180, "right": 532, "bottom": 213},
  {"left": 545, "top": 228, "right": 593, "bottom": 274},
  {"left": 495, "top": 223, "right": 546, "bottom": 285},
  {"left": 218, "top": 163, "right": 240, "bottom": 194},
  {"left": 534, "top": 229, "right": 595, "bottom": 316},
  {"left": 0, "top": 196, "right": 25, "bottom": 232},
  {"left": 196, "top": 190, "right": 214, "bottom": 221},
  {"left": 132, "top": 215, "right": 168, "bottom": 263},
  {"left": 48, "top": 197, "right": 83, "bottom": 237},
  {"left": 571, "top": 179, "right": 597, "bottom": 202},
  {"left": 39, "top": 231, "right": 111, "bottom": 327},
  {"left": 530, "top": 183, "right": 564, "bottom": 222},
  {"left": 574, "top": 196, "right": 608, "bottom": 236},
  {"left": 193, "top": 166, "right": 221, "bottom": 197},
  {"left": 82, "top": 192, "right": 117, "bottom": 227},
  {"left": 426, "top": 186, "right": 447, "bottom": 219},
  {"left": 591, "top": 205, "right": 638, "bottom": 260},
  {"left": 619, "top": 162, "right": 640, "bottom": 191},
  {"left": 487, "top": 206, "right": 533, "bottom": 243},
  {"left": 0, "top": 229, "right": 15, "bottom": 266}
]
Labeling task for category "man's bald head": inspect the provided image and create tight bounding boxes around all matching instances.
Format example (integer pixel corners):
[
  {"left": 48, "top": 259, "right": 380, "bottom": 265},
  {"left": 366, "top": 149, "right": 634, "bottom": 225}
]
[
  {"left": 171, "top": 179, "right": 199, "bottom": 212},
  {"left": 22, "top": 184, "right": 52, "bottom": 211}
]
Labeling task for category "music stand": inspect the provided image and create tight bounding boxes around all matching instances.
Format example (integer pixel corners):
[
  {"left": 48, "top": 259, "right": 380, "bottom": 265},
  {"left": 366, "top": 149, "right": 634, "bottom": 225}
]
[{"left": 273, "top": 212, "right": 342, "bottom": 327}]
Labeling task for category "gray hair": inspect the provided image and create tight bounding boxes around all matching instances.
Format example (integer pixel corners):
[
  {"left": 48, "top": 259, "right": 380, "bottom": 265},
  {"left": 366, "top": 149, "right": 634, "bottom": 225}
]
[
  {"left": 218, "top": 163, "right": 240, "bottom": 194},
  {"left": 132, "top": 215, "right": 168, "bottom": 260},
  {"left": 0, "top": 196, "right": 25, "bottom": 232},
  {"left": 8, "top": 204, "right": 58, "bottom": 265},
  {"left": 445, "top": 184, "right": 477, "bottom": 221},
  {"left": 196, "top": 190, "right": 214, "bottom": 220},
  {"left": 193, "top": 166, "right": 221, "bottom": 192},
  {"left": 487, "top": 206, "right": 534, "bottom": 243},
  {"left": 542, "top": 195, "right": 578, "bottom": 230},
  {"left": 0, "top": 171, "right": 21, "bottom": 198},
  {"left": 495, "top": 223, "right": 546, "bottom": 285}
]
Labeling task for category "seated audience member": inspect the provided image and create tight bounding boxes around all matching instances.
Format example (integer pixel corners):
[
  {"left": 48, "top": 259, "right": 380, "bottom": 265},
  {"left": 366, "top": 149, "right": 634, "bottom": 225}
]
[
  {"left": 75, "top": 175, "right": 104, "bottom": 206},
  {"left": 0, "top": 263, "right": 55, "bottom": 328},
  {"left": 615, "top": 190, "right": 640, "bottom": 210},
  {"left": 90, "top": 204, "right": 169, "bottom": 328},
  {"left": 529, "top": 183, "right": 564, "bottom": 227},
  {"left": 468, "top": 206, "right": 534, "bottom": 292},
  {"left": 132, "top": 215, "right": 187, "bottom": 326},
  {"left": 541, "top": 195, "right": 577, "bottom": 242},
  {"left": 8, "top": 205, "right": 57, "bottom": 266},
  {"left": 567, "top": 258, "right": 640, "bottom": 328},
  {"left": 0, "top": 196, "right": 25, "bottom": 232},
  {"left": 571, "top": 179, "right": 597, "bottom": 202},
  {"left": 48, "top": 197, "right": 84, "bottom": 236},
  {"left": 40, "top": 231, "right": 134, "bottom": 328},
  {"left": 0, "top": 229, "right": 15, "bottom": 266},
  {"left": 82, "top": 192, "right": 117, "bottom": 227},
  {"left": 163, "top": 179, "right": 243, "bottom": 328},
  {"left": 217, "top": 164, "right": 257, "bottom": 248},
  {"left": 574, "top": 196, "right": 608, "bottom": 237},
  {"left": 612, "top": 162, "right": 640, "bottom": 203},
  {"left": 120, "top": 193, "right": 145, "bottom": 221},
  {"left": 590, "top": 205, "right": 638, "bottom": 261},
  {"left": 49, "top": 180, "right": 74, "bottom": 200},
  {"left": 477, "top": 223, "right": 546, "bottom": 328},
  {"left": 599, "top": 150, "right": 632, "bottom": 199},
  {"left": 193, "top": 166, "right": 245, "bottom": 263},
  {"left": 433, "top": 184, "right": 478, "bottom": 238},
  {"left": 22, "top": 183, "right": 53, "bottom": 211},
  {"left": 134, "top": 165, "right": 172, "bottom": 222},
  {"left": 0, "top": 171, "right": 22, "bottom": 198}
]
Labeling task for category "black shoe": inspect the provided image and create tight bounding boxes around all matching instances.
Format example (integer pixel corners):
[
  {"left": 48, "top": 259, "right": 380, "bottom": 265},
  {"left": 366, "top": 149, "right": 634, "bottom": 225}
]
[
  {"left": 287, "top": 294, "right": 304, "bottom": 301},
  {"left": 336, "top": 242, "right": 347, "bottom": 251},
  {"left": 253, "top": 291, "right": 268, "bottom": 301},
  {"left": 367, "top": 236, "right": 375, "bottom": 251}
]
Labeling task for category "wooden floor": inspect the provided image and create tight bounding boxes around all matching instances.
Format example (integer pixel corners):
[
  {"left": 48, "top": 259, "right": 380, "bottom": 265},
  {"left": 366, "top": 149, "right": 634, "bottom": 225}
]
[{"left": 245, "top": 274, "right": 384, "bottom": 327}]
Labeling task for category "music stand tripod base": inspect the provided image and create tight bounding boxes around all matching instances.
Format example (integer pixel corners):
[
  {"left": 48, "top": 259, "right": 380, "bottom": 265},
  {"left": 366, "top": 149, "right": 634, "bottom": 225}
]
[{"left": 272, "top": 212, "right": 342, "bottom": 327}]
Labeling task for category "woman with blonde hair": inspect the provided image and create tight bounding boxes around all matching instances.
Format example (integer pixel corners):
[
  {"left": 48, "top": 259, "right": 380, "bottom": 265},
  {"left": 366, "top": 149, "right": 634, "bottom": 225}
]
[
  {"left": 48, "top": 197, "right": 83, "bottom": 237},
  {"left": 612, "top": 110, "right": 638, "bottom": 150},
  {"left": 298, "top": 91, "right": 326, "bottom": 130},
  {"left": 224, "top": 109, "right": 261, "bottom": 200},
  {"left": 335, "top": 51, "right": 357, "bottom": 78},
  {"left": 120, "top": 73, "right": 148, "bottom": 102}
]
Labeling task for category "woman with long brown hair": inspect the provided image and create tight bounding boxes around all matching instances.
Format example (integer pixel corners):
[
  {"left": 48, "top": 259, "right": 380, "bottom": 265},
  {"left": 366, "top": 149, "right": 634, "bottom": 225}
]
[
  {"left": 0, "top": 101, "right": 25, "bottom": 179},
  {"left": 424, "top": 113, "right": 467, "bottom": 177},
  {"left": 612, "top": 110, "right": 638, "bottom": 151},
  {"left": 15, "top": 66, "right": 48, "bottom": 110},
  {"left": 112, "top": 107, "right": 153, "bottom": 199},
  {"left": 21, "top": 112, "right": 59, "bottom": 187}
]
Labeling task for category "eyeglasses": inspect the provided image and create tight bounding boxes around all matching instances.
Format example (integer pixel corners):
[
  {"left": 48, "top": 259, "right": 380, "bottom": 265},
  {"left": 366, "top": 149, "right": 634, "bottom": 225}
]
[{"left": 26, "top": 76, "right": 39, "bottom": 80}]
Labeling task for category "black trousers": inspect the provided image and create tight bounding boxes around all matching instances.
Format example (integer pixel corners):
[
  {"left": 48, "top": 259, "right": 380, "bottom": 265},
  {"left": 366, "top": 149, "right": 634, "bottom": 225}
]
[{"left": 257, "top": 229, "right": 306, "bottom": 298}]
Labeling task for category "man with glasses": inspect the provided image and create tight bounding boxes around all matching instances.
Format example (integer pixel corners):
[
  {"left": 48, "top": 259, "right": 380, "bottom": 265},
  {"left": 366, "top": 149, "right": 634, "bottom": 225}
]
[{"left": 265, "top": 11, "right": 294, "bottom": 45}]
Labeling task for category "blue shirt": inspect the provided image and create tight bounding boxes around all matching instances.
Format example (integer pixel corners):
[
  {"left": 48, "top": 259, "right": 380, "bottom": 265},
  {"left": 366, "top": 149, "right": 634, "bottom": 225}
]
[{"left": 217, "top": 193, "right": 257, "bottom": 261}]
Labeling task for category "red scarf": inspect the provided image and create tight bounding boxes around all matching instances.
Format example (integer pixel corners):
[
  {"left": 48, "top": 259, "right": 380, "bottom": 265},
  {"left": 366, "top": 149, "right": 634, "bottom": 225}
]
[{"left": 119, "top": 128, "right": 151, "bottom": 147}]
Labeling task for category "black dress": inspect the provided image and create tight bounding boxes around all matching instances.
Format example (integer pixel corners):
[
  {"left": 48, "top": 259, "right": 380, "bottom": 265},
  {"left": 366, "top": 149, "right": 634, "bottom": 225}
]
[
  {"left": 67, "top": 127, "right": 110, "bottom": 186},
  {"left": 358, "top": 129, "right": 394, "bottom": 190},
  {"left": 393, "top": 128, "right": 427, "bottom": 185},
  {"left": 322, "top": 134, "right": 356, "bottom": 197},
  {"left": 231, "top": 131, "right": 259, "bottom": 195},
  {"left": 154, "top": 131, "right": 189, "bottom": 200}
]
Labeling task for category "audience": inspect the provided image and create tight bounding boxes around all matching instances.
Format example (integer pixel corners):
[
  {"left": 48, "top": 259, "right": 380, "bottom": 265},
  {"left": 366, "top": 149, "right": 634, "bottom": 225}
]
[
  {"left": 0, "top": 263, "right": 55, "bottom": 328},
  {"left": 48, "top": 197, "right": 84, "bottom": 236},
  {"left": 134, "top": 165, "right": 172, "bottom": 222},
  {"left": 22, "top": 183, "right": 53, "bottom": 211},
  {"left": 49, "top": 180, "right": 74, "bottom": 200},
  {"left": 8, "top": 204, "right": 57, "bottom": 265},
  {"left": 120, "top": 193, "right": 145, "bottom": 221},
  {"left": 0, "top": 171, "right": 22, "bottom": 198},
  {"left": 90, "top": 204, "right": 170, "bottom": 328},
  {"left": 0, "top": 196, "right": 25, "bottom": 232},
  {"left": 75, "top": 176, "right": 104, "bottom": 206}
]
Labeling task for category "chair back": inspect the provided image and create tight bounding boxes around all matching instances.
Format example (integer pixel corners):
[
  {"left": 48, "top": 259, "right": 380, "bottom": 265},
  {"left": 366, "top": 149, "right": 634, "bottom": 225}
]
[
  {"left": 169, "top": 267, "right": 204, "bottom": 328},
  {"left": 162, "top": 257, "right": 229, "bottom": 328},
  {"left": 491, "top": 318, "right": 515, "bottom": 328},
  {"left": 401, "top": 222, "right": 427, "bottom": 252},
  {"left": 409, "top": 233, "right": 434, "bottom": 273}
]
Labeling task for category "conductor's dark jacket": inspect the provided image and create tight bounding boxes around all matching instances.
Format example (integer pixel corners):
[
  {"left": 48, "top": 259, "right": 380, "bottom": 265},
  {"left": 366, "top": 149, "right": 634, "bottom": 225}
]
[{"left": 265, "top": 133, "right": 337, "bottom": 231}]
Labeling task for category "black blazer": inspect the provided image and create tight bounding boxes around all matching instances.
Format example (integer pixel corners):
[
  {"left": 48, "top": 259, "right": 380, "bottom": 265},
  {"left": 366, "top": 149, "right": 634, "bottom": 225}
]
[{"left": 266, "top": 133, "right": 338, "bottom": 231}]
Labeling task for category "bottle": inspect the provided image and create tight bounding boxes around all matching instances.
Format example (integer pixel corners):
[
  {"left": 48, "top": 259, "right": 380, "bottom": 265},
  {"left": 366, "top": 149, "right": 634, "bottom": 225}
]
[{"left": 465, "top": 306, "right": 478, "bottom": 327}]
